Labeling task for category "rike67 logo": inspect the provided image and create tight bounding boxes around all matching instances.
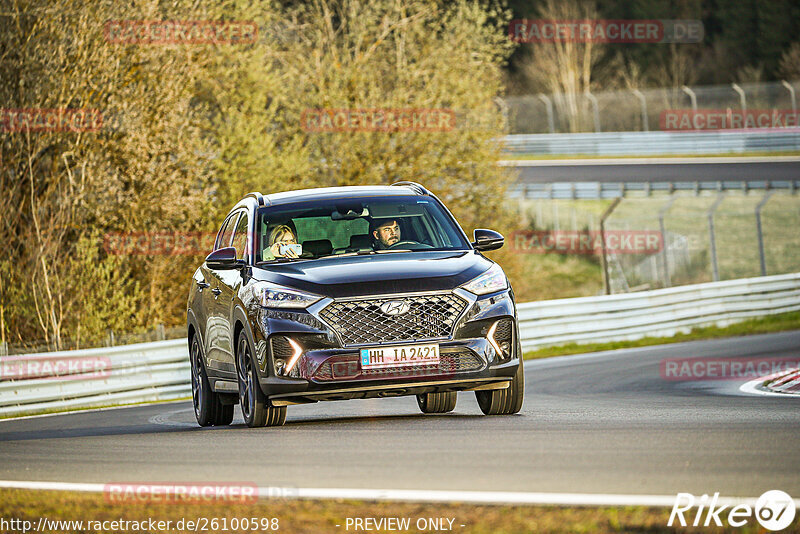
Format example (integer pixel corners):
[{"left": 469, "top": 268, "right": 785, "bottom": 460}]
[{"left": 669, "top": 490, "right": 796, "bottom": 531}]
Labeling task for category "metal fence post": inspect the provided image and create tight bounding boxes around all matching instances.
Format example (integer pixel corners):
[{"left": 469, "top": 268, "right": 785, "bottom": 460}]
[
  {"left": 658, "top": 197, "right": 677, "bottom": 288},
  {"left": 0, "top": 341, "right": 7, "bottom": 357},
  {"left": 553, "top": 202, "right": 560, "bottom": 231},
  {"left": 538, "top": 94, "right": 556, "bottom": 134},
  {"left": 600, "top": 198, "right": 622, "bottom": 295},
  {"left": 632, "top": 89, "right": 648, "bottom": 131},
  {"left": 782, "top": 80, "right": 797, "bottom": 116},
  {"left": 585, "top": 91, "right": 601, "bottom": 132},
  {"left": 707, "top": 194, "right": 725, "bottom": 281},
  {"left": 681, "top": 85, "right": 697, "bottom": 114},
  {"left": 755, "top": 190, "right": 774, "bottom": 277},
  {"left": 494, "top": 96, "right": 509, "bottom": 130},
  {"left": 732, "top": 83, "right": 747, "bottom": 115},
  {"left": 157, "top": 323, "right": 165, "bottom": 341},
  {"left": 536, "top": 202, "right": 543, "bottom": 227}
]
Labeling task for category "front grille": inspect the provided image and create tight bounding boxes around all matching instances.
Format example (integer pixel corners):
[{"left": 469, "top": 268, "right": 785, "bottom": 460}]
[
  {"left": 318, "top": 293, "right": 469, "bottom": 346},
  {"left": 494, "top": 319, "right": 513, "bottom": 346},
  {"left": 270, "top": 336, "right": 294, "bottom": 358},
  {"left": 312, "top": 350, "right": 484, "bottom": 381}
]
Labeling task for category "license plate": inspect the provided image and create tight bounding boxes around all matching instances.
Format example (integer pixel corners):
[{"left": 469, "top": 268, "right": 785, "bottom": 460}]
[{"left": 360, "top": 343, "right": 439, "bottom": 370}]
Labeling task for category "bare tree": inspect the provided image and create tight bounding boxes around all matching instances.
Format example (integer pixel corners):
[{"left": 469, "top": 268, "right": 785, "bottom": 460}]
[{"left": 520, "top": 0, "right": 604, "bottom": 132}]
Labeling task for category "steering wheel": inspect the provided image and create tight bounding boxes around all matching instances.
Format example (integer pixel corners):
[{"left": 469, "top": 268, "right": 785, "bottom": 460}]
[{"left": 387, "top": 240, "right": 433, "bottom": 250}]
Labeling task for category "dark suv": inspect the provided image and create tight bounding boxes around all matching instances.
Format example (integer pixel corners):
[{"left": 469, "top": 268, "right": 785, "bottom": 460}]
[{"left": 187, "top": 182, "right": 523, "bottom": 427}]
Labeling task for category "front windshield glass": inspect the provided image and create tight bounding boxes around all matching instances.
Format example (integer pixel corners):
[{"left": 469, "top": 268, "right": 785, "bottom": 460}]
[{"left": 256, "top": 195, "right": 470, "bottom": 263}]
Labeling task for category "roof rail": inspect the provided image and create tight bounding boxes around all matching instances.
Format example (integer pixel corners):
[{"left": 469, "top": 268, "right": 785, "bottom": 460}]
[
  {"left": 245, "top": 192, "right": 265, "bottom": 206},
  {"left": 390, "top": 181, "right": 428, "bottom": 195}
]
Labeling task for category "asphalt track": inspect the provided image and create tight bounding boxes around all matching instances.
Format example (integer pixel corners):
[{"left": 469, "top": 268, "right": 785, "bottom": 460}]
[
  {"left": 0, "top": 331, "right": 798, "bottom": 498},
  {"left": 504, "top": 157, "right": 800, "bottom": 183}
]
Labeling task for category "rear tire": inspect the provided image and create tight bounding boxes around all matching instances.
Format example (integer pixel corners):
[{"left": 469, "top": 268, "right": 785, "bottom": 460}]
[
  {"left": 237, "top": 331, "right": 286, "bottom": 428},
  {"left": 191, "top": 335, "right": 231, "bottom": 427},
  {"left": 416, "top": 391, "right": 457, "bottom": 413},
  {"left": 476, "top": 357, "right": 524, "bottom": 415}
]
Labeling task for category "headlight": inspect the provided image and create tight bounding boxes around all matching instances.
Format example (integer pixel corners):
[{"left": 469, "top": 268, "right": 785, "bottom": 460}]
[
  {"left": 461, "top": 264, "right": 508, "bottom": 295},
  {"left": 253, "top": 282, "right": 322, "bottom": 309}
]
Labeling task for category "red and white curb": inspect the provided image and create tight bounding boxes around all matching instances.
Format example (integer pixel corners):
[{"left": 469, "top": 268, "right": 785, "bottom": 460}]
[{"left": 740, "top": 368, "right": 800, "bottom": 397}]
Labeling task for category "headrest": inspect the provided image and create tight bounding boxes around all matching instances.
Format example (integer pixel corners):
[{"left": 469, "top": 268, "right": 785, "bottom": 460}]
[
  {"left": 302, "top": 239, "right": 333, "bottom": 257},
  {"left": 349, "top": 234, "right": 372, "bottom": 250}
]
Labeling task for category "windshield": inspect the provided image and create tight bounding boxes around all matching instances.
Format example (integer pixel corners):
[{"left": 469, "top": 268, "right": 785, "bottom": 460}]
[{"left": 256, "top": 195, "right": 470, "bottom": 263}]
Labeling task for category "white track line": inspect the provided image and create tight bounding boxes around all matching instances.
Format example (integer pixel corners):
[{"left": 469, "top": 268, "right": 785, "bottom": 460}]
[
  {"left": 0, "top": 399, "right": 190, "bottom": 423},
  {"left": 2, "top": 480, "right": 799, "bottom": 508},
  {"left": 499, "top": 156, "right": 800, "bottom": 166}
]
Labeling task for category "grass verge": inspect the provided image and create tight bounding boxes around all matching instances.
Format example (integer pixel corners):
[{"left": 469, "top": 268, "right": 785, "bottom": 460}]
[
  {"left": 524, "top": 311, "right": 800, "bottom": 360},
  {"left": 0, "top": 488, "right": 767, "bottom": 534}
]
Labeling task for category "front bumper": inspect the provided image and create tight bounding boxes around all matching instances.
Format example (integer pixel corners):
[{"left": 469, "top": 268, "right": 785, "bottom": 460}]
[{"left": 253, "top": 288, "right": 520, "bottom": 402}]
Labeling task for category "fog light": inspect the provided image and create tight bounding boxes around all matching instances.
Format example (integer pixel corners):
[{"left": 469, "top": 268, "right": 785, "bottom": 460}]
[
  {"left": 284, "top": 338, "right": 303, "bottom": 374},
  {"left": 271, "top": 336, "right": 303, "bottom": 377},
  {"left": 487, "top": 319, "right": 513, "bottom": 361},
  {"left": 487, "top": 321, "right": 503, "bottom": 358}
]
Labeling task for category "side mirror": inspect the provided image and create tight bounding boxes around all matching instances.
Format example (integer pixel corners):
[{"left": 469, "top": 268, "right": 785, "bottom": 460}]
[
  {"left": 472, "top": 229, "right": 504, "bottom": 251},
  {"left": 205, "top": 247, "right": 241, "bottom": 269}
]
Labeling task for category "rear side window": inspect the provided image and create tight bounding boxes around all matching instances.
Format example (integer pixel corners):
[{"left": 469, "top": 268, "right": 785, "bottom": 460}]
[
  {"left": 231, "top": 212, "right": 249, "bottom": 260},
  {"left": 215, "top": 213, "right": 238, "bottom": 251}
]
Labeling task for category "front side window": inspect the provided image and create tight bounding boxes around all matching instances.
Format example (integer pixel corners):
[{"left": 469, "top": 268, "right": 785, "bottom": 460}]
[
  {"left": 231, "top": 211, "right": 249, "bottom": 260},
  {"left": 256, "top": 196, "right": 469, "bottom": 263},
  {"left": 215, "top": 212, "right": 239, "bottom": 251}
]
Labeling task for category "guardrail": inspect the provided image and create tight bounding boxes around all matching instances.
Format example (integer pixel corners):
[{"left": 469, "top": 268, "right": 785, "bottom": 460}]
[
  {"left": 2, "top": 273, "right": 798, "bottom": 417},
  {"left": 517, "top": 272, "right": 800, "bottom": 350},
  {"left": 0, "top": 339, "right": 189, "bottom": 418},
  {"left": 507, "top": 180, "right": 800, "bottom": 200},
  {"left": 502, "top": 130, "right": 800, "bottom": 156}
]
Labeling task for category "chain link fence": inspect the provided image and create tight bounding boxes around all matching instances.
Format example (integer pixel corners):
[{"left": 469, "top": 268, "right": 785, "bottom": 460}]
[
  {"left": 512, "top": 191, "right": 800, "bottom": 295},
  {"left": 1, "top": 324, "right": 186, "bottom": 357},
  {"left": 505, "top": 80, "right": 800, "bottom": 134}
]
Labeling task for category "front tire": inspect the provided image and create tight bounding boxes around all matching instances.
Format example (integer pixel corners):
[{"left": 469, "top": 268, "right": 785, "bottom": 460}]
[
  {"left": 191, "top": 335, "right": 232, "bottom": 427},
  {"left": 416, "top": 391, "right": 457, "bottom": 413},
  {"left": 476, "top": 357, "right": 524, "bottom": 415},
  {"left": 236, "top": 331, "right": 286, "bottom": 428}
]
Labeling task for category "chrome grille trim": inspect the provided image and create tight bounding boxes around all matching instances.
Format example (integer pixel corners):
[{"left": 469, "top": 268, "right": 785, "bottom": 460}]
[{"left": 318, "top": 291, "right": 470, "bottom": 347}]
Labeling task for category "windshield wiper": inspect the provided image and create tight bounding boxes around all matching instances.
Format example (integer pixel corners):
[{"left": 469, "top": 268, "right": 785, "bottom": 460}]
[{"left": 259, "top": 257, "right": 305, "bottom": 264}]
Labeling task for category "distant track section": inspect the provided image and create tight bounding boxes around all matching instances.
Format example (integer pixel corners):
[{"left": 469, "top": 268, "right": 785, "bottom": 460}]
[{"left": 503, "top": 156, "right": 800, "bottom": 184}]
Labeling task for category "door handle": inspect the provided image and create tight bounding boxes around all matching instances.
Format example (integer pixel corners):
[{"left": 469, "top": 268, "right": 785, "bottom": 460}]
[
  {"left": 197, "top": 281, "right": 210, "bottom": 290},
  {"left": 211, "top": 287, "right": 222, "bottom": 297}
]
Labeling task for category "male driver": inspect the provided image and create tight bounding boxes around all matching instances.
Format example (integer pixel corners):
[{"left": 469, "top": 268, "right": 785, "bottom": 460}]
[{"left": 371, "top": 219, "right": 402, "bottom": 249}]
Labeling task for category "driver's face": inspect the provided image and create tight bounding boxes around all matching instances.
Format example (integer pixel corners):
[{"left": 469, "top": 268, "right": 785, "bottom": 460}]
[{"left": 374, "top": 221, "right": 400, "bottom": 247}]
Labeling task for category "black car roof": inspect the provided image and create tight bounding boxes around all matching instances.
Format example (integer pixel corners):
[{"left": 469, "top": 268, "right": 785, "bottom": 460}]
[
  {"left": 231, "top": 184, "right": 429, "bottom": 214},
  {"left": 263, "top": 185, "right": 425, "bottom": 206}
]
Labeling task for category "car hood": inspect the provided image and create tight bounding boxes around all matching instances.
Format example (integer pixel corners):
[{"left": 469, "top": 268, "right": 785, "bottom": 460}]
[{"left": 251, "top": 250, "right": 493, "bottom": 298}]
